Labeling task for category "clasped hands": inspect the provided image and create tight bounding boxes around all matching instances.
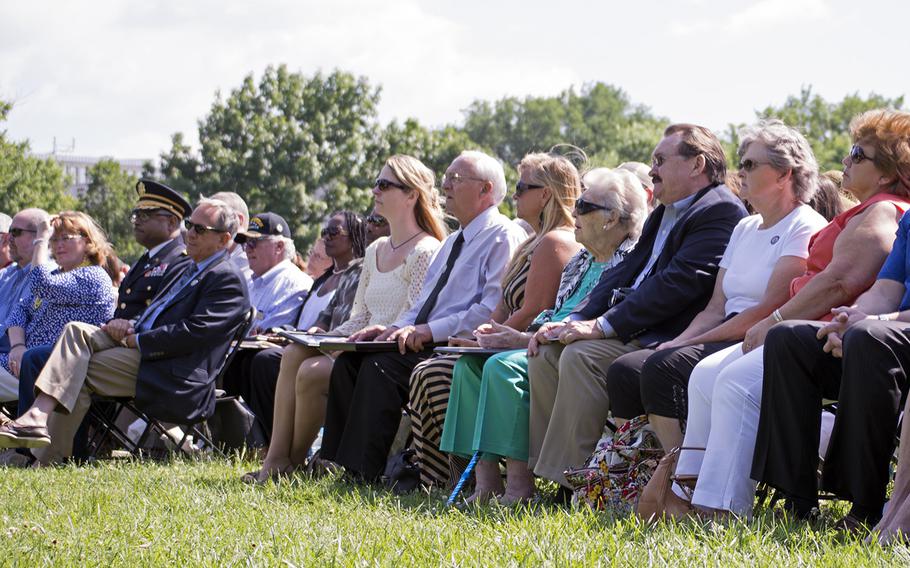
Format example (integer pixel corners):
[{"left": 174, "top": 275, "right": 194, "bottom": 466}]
[
  {"left": 815, "top": 306, "right": 876, "bottom": 358},
  {"left": 101, "top": 319, "right": 138, "bottom": 348},
  {"left": 527, "top": 319, "right": 604, "bottom": 356}
]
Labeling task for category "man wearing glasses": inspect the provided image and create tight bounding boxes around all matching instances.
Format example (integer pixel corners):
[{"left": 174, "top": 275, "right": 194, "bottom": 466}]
[
  {"left": 526, "top": 124, "right": 748, "bottom": 487},
  {"left": 0, "top": 198, "right": 250, "bottom": 460}
]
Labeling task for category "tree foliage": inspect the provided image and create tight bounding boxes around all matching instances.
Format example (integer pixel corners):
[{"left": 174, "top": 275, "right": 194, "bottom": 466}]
[
  {"left": 79, "top": 158, "right": 143, "bottom": 263},
  {"left": 724, "top": 87, "right": 905, "bottom": 171},
  {"left": 0, "top": 100, "right": 77, "bottom": 214}
]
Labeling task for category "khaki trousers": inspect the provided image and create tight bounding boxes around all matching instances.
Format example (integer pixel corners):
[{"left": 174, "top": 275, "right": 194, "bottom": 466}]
[
  {"left": 527, "top": 338, "right": 638, "bottom": 486},
  {"left": 32, "top": 321, "right": 141, "bottom": 463}
]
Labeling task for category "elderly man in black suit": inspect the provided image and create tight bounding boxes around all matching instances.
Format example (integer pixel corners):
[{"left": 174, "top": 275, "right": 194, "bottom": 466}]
[
  {"left": 527, "top": 124, "right": 748, "bottom": 486},
  {"left": 0, "top": 198, "right": 250, "bottom": 461}
]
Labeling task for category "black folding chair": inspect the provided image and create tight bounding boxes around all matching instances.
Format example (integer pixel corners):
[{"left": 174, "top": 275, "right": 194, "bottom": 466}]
[{"left": 85, "top": 306, "right": 256, "bottom": 460}]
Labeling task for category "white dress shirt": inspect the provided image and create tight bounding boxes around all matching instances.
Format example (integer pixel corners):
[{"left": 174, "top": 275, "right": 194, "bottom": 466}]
[{"left": 249, "top": 258, "right": 313, "bottom": 332}]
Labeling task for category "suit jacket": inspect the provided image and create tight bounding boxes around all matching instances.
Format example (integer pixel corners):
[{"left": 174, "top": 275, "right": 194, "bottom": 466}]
[
  {"left": 134, "top": 251, "right": 250, "bottom": 423},
  {"left": 573, "top": 183, "right": 747, "bottom": 346},
  {"left": 114, "top": 239, "right": 191, "bottom": 320}
]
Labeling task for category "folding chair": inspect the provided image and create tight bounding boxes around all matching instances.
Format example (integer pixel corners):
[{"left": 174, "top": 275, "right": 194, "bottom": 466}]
[{"left": 85, "top": 307, "right": 257, "bottom": 460}]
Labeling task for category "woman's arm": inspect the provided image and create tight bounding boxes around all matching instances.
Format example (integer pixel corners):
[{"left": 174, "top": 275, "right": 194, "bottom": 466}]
[{"left": 500, "top": 231, "right": 580, "bottom": 331}]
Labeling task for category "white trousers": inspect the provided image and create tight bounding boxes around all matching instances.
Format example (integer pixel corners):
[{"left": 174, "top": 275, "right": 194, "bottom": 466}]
[
  {"left": 674, "top": 343, "right": 764, "bottom": 516},
  {"left": 0, "top": 366, "right": 18, "bottom": 402}
]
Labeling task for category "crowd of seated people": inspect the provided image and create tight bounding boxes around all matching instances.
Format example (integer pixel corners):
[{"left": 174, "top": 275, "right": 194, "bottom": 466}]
[{"left": 3, "top": 109, "right": 910, "bottom": 544}]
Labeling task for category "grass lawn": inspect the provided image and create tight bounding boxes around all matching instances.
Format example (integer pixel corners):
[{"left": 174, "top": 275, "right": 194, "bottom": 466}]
[{"left": 2, "top": 456, "right": 908, "bottom": 566}]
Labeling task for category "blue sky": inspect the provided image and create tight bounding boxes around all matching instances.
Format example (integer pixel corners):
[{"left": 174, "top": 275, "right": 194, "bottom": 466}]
[{"left": 2, "top": 0, "right": 908, "bottom": 160}]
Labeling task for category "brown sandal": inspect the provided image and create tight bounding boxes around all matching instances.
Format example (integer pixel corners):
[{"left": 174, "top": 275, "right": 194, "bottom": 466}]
[{"left": 636, "top": 447, "right": 702, "bottom": 522}]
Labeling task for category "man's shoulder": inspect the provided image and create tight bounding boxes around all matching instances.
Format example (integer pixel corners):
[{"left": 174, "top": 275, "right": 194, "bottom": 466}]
[{"left": 684, "top": 184, "right": 747, "bottom": 222}]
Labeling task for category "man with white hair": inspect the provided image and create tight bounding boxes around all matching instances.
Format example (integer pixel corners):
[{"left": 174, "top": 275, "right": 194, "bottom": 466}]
[
  {"left": 211, "top": 190, "right": 253, "bottom": 279},
  {"left": 318, "top": 150, "right": 527, "bottom": 481}
]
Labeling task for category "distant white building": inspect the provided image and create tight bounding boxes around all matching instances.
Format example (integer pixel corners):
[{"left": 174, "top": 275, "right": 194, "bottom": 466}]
[{"left": 32, "top": 152, "right": 152, "bottom": 197}]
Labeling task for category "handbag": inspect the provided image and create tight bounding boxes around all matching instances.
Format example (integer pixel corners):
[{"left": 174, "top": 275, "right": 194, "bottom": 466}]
[{"left": 564, "top": 415, "right": 664, "bottom": 512}]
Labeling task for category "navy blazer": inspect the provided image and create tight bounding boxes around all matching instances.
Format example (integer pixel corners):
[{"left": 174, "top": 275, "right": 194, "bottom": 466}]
[
  {"left": 134, "top": 251, "right": 250, "bottom": 423},
  {"left": 114, "top": 238, "right": 191, "bottom": 320},
  {"left": 573, "top": 183, "right": 747, "bottom": 346}
]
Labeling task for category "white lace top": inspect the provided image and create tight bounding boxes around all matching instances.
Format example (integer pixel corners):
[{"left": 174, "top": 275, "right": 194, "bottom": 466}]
[{"left": 332, "top": 236, "right": 440, "bottom": 336}]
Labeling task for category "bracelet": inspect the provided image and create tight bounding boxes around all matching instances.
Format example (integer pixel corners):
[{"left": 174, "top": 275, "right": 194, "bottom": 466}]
[
  {"left": 31, "top": 238, "right": 48, "bottom": 246},
  {"left": 877, "top": 313, "right": 892, "bottom": 321},
  {"left": 10, "top": 343, "right": 25, "bottom": 349},
  {"left": 771, "top": 309, "right": 784, "bottom": 323}
]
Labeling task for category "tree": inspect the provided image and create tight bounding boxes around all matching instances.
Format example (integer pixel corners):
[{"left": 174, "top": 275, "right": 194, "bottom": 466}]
[
  {"left": 80, "top": 159, "right": 144, "bottom": 263},
  {"left": 724, "top": 87, "right": 905, "bottom": 171},
  {"left": 160, "top": 65, "right": 387, "bottom": 248},
  {"left": 0, "top": 99, "right": 77, "bottom": 214}
]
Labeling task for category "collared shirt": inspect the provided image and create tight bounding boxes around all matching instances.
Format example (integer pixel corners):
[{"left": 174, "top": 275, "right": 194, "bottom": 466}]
[
  {"left": 393, "top": 205, "right": 527, "bottom": 341},
  {"left": 597, "top": 192, "right": 698, "bottom": 338},
  {"left": 0, "top": 263, "right": 30, "bottom": 337},
  {"left": 248, "top": 258, "right": 313, "bottom": 332},
  {"left": 228, "top": 246, "right": 253, "bottom": 280},
  {"left": 146, "top": 238, "right": 174, "bottom": 260},
  {"left": 136, "top": 250, "right": 226, "bottom": 334}
]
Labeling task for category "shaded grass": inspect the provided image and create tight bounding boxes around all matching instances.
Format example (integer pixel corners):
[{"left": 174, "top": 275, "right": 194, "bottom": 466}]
[{"left": 1, "top": 457, "right": 908, "bottom": 566}]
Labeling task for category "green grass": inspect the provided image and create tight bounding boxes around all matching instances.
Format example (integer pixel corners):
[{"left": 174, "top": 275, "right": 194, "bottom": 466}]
[{"left": 1, "top": 457, "right": 908, "bottom": 566}]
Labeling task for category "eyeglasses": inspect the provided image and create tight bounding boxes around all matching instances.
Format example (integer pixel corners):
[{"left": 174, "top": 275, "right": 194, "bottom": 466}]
[
  {"left": 366, "top": 214, "right": 388, "bottom": 226},
  {"left": 738, "top": 159, "right": 772, "bottom": 172},
  {"left": 321, "top": 226, "right": 350, "bottom": 239},
  {"left": 131, "top": 209, "right": 174, "bottom": 224},
  {"left": 184, "top": 219, "right": 227, "bottom": 235},
  {"left": 8, "top": 227, "right": 37, "bottom": 238},
  {"left": 574, "top": 198, "right": 610, "bottom": 216},
  {"left": 49, "top": 233, "right": 85, "bottom": 245},
  {"left": 515, "top": 180, "right": 545, "bottom": 197},
  {"left": 849, "top": 144, "right": 875, "bottom": 165},
  {"left": 242, "top": 238, "right": 274, "bottom": 250},
  {"left": 442, "top": 172, "right": 487, "bottom": 187},
  {"left": 374, "top": 178, "right": 409, "bottom": 192}
]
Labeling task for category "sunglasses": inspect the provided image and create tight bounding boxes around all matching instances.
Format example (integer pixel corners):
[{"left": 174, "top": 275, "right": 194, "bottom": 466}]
[
  {"left": 366, "top": 214, "right": 388, "bottom": 226},
  {"left": 242, "top": 238, "right": 274, "bottom": 250},
  {"left": 130, "top": 209, "right": 174, "bottom": 224},
  {"left": 574, "top": 198, "right": 610, "bottom": 216},
  {"left": 738, "top": 159, "right": 771, "bottom": 172},
  {"left": 849, "top": 144, "right": 875, "bottom": 165},
  {"left": 374, "top": 178, "right": 409, "bottom": 192},
  {"left": 442, "top": 172, "right": 487, "bottom": 187},
  {"left": 8, "top": 227, "right": 37, "bottom": 238},
  {"left": 184, "top": 219, "right": 227, "bottom": 235},
  {"left": 514, "top": 180, "right": 545, "bottom": 197},
  {"left": 49, "top": 233, "right": 84, "bottom": 245},
  {"left": 321, "top": 226, "right": 350, "bottom": 239}
]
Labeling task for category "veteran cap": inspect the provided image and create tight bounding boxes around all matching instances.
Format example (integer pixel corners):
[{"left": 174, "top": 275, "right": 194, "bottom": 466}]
[
  {"left": 135, "top": 179, "right": 192, "bottom": 219},
  {"left": 234, "top": 212, "right": 291, "bottom": 244}
]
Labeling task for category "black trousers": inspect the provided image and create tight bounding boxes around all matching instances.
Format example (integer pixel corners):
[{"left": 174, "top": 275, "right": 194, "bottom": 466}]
[
  {"left": 246, "top": 347, "right": 284, "bottom": 443},
  {"left": 606, "top": 342, "right": 736, "bottom": 419},
  {"left": 752, "top": 320, "right": 910, "bottom": 510},
  {"left": 220, "top": 349, "right": 258, "bottom": 401},
  {"left": 320, "top": 349, "right": 432, "bottom": 480}
]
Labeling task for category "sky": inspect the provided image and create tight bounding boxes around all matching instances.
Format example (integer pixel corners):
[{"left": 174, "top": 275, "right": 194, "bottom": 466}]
[{"left": 2, "top": 0, "right": 908, "bottom": 161}]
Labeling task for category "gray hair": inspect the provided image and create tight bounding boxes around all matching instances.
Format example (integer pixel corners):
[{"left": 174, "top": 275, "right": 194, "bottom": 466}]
[
  {"left": 275, "top": 235, "right": 296, "bottom": 261},
  {"left": 583, "top": 168, "right": 649, "bottom": 240},
  {"left": 738, "top": 119, "right": 819, "bottom": 203},
  {"left": 459, "top": 150, "right": 507, "bottom": 204},
  {"left": 616, "top": 162, "right": 654, "bottom": 190},
  {"left": 0, "top": 213, "right": 11, "bottom": 233},
  {"left": 196, "top": 197, "right": 241, "bottom": 237},
  {"left": 210, "top": 191, "right": 250, "bottom": 227},
  {"left": 13, "top": 208, "right": 50, "bottom": 230}
]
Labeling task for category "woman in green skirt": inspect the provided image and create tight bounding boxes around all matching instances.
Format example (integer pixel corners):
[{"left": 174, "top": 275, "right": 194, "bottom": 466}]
[{"left": 440, "top": 168, "right": 649, "bottom": 504}]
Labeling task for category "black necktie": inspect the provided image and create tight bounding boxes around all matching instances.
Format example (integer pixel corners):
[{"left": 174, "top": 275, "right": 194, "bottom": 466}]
[{"left": 414, "top": 232, "right": 465, "bottom": 325}]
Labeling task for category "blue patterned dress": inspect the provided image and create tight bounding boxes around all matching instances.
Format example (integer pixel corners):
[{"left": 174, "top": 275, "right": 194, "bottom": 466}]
[{"left": 0, "top": 263, "right": 115, "bottom": 373}]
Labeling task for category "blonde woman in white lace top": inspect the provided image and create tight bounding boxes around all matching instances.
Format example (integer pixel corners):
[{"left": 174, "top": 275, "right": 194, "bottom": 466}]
[{"left": 243, "top": 155, "right": 446, "bottom": 483}]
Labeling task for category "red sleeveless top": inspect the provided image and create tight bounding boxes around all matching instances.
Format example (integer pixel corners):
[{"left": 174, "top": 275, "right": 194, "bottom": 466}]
[{"left": 789, "top": 192, "right": 910, "bottom": 307}]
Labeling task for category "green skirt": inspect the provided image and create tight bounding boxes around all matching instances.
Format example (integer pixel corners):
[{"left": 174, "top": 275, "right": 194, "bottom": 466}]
[{"left": 439, "top": 349, "right": 531, "bottom": 462}]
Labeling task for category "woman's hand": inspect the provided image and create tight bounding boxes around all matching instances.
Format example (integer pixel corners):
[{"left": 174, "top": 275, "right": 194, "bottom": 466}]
[
  {"left": 528, "top": 322, "right": 566, "bottom": 357},
  {"left": 306, "top": 326, "right": 326, "bottom": 334},
  {"left": 474, "top": 320, "right": 529, "bottom": 349},
  {"left": 448, "top": 336, "right": 479, "bottom": 347},
  {"left": 348, "top": 325, "right": 387, "bottom": 342},
  {"left": 8, "top": 345, "right": 26, "bottom": 378},
  {"left": 742, "top": 317, "right": 775, "bottom": 353}
]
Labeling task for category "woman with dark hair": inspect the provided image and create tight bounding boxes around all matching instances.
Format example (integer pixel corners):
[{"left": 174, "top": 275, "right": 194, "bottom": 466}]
[
  {"left": 1, "top": 212, "right": 115, "bottom": 394},
  {"left": 244, "top": 155, "right": 443, "bottom": 483}
]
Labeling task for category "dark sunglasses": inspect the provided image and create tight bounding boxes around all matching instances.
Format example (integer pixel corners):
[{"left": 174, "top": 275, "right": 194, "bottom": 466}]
[
  {"left": 514, "top": 180, "right": 545, "bottom": 197},
  {"left": 374, "top": 178, "right": 409, "bottom": 192},
  {"left": 130, "top": 209, "right": 174, "bottom": 224},
  {"left": 321, "top": 226, "right": 350, "bottom": 239},
  {"left": 184, "top": 219, "right": 227, "bottom": 235},
  {"left": 574, "top": 198, "right": 610, "bottom": 216},
  {"left": 366, "top": 214, "right": 388, "bottom": 226},
  {"left": 849, "top": 144, "right": 875, "bottom": 165},
  {"left": 738, "top": 159, "right": 771, "bottom": 172},
  {"left": 8, "top": 227, "right": 37, "bottom": 237}
]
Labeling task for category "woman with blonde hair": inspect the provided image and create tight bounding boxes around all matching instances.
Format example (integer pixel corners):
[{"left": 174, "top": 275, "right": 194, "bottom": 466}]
[
  {"left": 408, "top": 151, "right": 584, "bottom": 489},
  {"left": 243, "top": 155, "right": 443, "bottom": 483},
  {"left": 2, "top": 211, "right": 115, "bottom": 391}
]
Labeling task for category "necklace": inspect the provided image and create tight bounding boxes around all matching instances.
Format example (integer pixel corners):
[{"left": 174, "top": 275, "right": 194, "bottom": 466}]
[{"left": 388, "top": 231, "right": 423, "bottom": 251}]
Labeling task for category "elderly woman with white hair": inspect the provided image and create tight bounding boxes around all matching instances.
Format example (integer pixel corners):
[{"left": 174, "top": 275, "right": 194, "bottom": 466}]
[{"left": 440, "top": 168, "right": 648, "bottom": 503}]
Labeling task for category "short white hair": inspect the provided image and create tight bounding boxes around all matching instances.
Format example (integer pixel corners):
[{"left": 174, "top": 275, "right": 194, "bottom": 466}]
[
  {"left": 276, "top": 235, "right": 296, "bottom": 261},
  {"left": 459, "top": 150, "right": 507, "bottom": 204},
  {"left": 210, "top": 191, "right": 250, "bottom": 226}
]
